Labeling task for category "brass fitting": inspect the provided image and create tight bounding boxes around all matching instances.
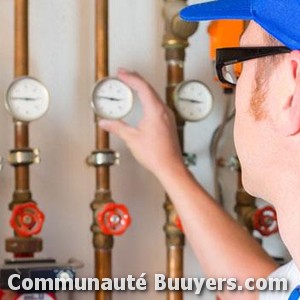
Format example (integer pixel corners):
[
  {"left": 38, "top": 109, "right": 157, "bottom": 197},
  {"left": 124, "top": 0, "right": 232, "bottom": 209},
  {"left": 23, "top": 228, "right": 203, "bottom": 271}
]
[
  {"left": 234, "top": 189, "right": 257, "bottom": 232},
  {"left": 164, "top": 198, "right": 185, "bottom": 247},
  {"left": 9, "top": 191, "right": 33, "bottom": 210},
  {"left": 6, "top": 237, "right": 43, "bottom": 254},
  {"left": 162, "top": 0, "right": 198, "bottom": 49},
  {"left": 90, "top": 190, "right": 114, "bottom": 250}
]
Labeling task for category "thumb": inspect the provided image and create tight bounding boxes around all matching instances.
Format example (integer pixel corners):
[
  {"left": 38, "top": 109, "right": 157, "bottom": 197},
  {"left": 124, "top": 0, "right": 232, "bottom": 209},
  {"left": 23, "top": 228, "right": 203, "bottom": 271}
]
[{"left": 99, "top": 119, "right": 136, "bottom": 141}]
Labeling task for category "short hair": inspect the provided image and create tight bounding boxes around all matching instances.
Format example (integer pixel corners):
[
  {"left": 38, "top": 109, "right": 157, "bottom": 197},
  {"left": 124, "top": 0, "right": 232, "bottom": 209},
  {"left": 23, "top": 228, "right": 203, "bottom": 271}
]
[
  {"left": 251, "top": 32, "right": 284, "bottom": 120},
  {"left": 265, "top": 33, "right": 283, "bottom": 46},
  {"left": 264, "top": 32, "right": 285, "bottom": 64}
]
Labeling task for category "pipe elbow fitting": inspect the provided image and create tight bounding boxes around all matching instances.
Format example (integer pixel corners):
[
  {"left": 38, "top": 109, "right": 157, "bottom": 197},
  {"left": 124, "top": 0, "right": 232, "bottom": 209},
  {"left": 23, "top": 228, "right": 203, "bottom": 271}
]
[{"left": 162, "top": 0, "right": 198, "bottom": 46}]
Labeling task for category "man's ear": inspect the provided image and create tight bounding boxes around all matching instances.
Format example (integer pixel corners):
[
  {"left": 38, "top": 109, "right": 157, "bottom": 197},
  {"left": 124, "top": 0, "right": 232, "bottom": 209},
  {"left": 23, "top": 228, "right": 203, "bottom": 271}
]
[{"left": 281, "top": 51, "right": 300, "bottom": 136}]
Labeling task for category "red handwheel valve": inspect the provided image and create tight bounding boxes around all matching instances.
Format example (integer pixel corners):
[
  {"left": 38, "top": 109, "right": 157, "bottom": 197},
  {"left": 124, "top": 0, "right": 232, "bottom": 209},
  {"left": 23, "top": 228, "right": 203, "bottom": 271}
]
[
  {"left": 253, "top": 206, "right": 278, "bottom": 236},
  {"left": 175, "top": 215, "right": 184, "bottom": 233},
  {"left": 97, "top": 203, "right": 131, "bottom": 236},
  {"left": 10, "top": 202, "right": 45, "bottom": 237}
]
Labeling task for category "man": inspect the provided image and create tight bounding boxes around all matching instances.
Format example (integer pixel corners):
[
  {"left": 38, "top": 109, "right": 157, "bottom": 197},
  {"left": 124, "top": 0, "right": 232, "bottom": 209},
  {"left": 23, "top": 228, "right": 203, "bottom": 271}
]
[{"left": 100, "top": 0, "right": 300, "bottom": 299}]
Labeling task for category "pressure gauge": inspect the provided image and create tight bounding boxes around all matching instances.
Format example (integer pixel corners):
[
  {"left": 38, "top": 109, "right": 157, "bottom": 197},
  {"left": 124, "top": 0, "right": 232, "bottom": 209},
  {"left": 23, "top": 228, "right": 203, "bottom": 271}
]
[
  {"left": 5, "top": 76, "right": 50, "bottom": 122},
  {"left": 174, "top": 80, "right": 213, "bottom": 122},
  {"left": 92, "top": 78, "right": 134, "bottom": 120}
]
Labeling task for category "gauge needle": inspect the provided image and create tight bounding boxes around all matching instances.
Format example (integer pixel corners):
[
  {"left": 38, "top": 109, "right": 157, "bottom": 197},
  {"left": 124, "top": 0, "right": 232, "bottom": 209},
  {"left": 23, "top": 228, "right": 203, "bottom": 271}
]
[
  {"left": 179, "top": 97, "right": 203, "bottom": 104},
  {"left": 11, "top": 97, "right": 39, "bottom": 101},
  {"left": 97, "top": 95, "right": 122, "bottom": 102}
]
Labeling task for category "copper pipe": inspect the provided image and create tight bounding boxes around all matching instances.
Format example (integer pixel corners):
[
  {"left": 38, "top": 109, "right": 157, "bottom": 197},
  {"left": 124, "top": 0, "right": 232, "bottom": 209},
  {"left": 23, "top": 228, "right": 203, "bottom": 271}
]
[
  {"left": 235, "top": 169, "right": 257, "bottom": 233},
  {"left": 165, "top": 54, "right": 185, "bottom": 300},
  {"left": 237, "top": 170, "right": 243, "bottom": 190},
  {"left": 5, "top": 0, "right": 42, "bottom": 258},
  {"left": 95, "top": 250, "right": 112, "bottom": 300},
  {"left": 95, "top": 0, "right": 108, "bottom": 80},
  {"left": 164, "top": 195, "right": 185, "bottom": 300},
  {"left": 14, "top": 0, "right": 30, "bottom": 193},
  {"left": 166, "top": 61, "right": 184, "bottom": 148},
  {"left": 14, "top": 122, "right": 29, "bottom": 191},
  {"left": 15, "top": 0, "right": 28, "bottom": 76},
  {"left": 95, "top": 0, "right": 109, "bottom": 191},
  {"left": 93, "top": 1, "right": 112, "bottom": 300},
  {"left": 167, "top": 245, "right": 184, "bottom": 284},
  {"left": 162, "top": 2, "right": 198, "bottom": 299}
]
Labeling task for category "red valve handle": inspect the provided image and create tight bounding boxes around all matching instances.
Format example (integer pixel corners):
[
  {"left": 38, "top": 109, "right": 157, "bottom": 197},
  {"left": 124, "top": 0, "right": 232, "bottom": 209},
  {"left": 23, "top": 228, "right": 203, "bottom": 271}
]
[
  {"left": 10, "top": 202, "right": 45, "bottom": 238},
  {"left": 14, "top": 293, "right": 56, "bottom": 300},
  {"left": 97, "top": 203, "right": 131, "bottom": 236},
  {"left": 175, "top": 215, "right": 184, "bottom": 233},
  {"left": 253, "top": 206, "right": 278, "bottom": 236}
]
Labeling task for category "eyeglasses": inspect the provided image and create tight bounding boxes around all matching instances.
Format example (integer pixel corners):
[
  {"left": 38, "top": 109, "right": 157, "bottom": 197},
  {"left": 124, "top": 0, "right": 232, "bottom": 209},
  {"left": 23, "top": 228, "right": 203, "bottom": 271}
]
[{"left": 216, "top": 46, "right": 291, "bottom": 86}]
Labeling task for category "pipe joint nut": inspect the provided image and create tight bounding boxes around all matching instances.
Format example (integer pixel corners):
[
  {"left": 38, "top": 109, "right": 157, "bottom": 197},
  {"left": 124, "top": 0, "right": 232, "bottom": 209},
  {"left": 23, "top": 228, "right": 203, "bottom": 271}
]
[
  {"left": 162, "top": 0, "right": 198, "bottom": 46},
  {"left": 87, "top": 150, "right": 119, "bottom": 167},
  {"left": 8, "top": 148, "right": 40, "bottom": 166}
]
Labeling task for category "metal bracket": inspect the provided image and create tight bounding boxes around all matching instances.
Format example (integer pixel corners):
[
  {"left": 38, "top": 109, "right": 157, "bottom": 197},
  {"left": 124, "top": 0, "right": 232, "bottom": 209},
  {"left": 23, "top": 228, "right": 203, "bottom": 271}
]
[
  {"left": 183, "top": 152, "right": 197, "bottom": 167},
  {"left": 87, "top": 150, "right": 120, "bottom": 167},
  {"left": 8, "top": 148, "right": 41, "bottom": 166}
]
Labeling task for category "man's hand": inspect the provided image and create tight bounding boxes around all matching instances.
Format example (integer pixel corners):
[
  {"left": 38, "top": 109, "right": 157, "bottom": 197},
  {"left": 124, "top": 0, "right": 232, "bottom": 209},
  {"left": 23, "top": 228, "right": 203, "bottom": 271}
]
[{"left": 99, "top": 69, "right": 184, "bottom": 177}]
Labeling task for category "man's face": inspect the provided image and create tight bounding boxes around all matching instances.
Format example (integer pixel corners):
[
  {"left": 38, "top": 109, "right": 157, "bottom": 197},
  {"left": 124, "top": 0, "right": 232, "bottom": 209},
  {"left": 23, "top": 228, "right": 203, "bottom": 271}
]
[{"left": 234, "top": 21, "right": 283, "bottom": 200}]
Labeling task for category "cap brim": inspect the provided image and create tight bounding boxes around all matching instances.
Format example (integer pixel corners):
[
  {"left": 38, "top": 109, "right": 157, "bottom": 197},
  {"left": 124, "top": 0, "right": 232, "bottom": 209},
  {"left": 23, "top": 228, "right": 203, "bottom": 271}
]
[{"left": 180, "top": 0, "right": 253, "bottom": 22}]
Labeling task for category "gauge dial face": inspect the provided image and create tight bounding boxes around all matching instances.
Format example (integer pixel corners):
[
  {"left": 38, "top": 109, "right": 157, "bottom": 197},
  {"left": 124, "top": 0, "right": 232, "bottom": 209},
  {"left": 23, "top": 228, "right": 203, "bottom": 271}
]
[
  {"left": 5, "top": 77, "right": 50, "bottom": 122},
  {"left": 92, "top": 78, "right": 134, "bottom": 120},
  {"left": 174, "top": 80, "right": 213, "bottom": 122}
]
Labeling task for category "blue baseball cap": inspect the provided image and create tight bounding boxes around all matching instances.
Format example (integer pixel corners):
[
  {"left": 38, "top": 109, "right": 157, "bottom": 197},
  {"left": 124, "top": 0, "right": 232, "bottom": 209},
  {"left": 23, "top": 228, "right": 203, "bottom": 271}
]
[{"left": 180, "top": 0, "right": 300, "bottom": 50}]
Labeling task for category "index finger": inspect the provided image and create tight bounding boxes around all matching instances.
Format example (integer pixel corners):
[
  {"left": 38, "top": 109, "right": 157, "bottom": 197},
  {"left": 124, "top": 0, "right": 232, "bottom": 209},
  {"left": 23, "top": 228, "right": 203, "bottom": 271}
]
[{"left": 117, "top": 68, "right": 165, "bottom": 113}]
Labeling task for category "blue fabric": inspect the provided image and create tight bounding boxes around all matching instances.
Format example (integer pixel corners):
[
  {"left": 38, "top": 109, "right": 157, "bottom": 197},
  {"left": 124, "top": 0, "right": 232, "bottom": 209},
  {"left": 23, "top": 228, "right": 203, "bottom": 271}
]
[
  {"left": 289, "top": 286, "right": 300, "bottom": 300},
  {"left": 180, "top": 0, "right": 300, "bottom": 50}
]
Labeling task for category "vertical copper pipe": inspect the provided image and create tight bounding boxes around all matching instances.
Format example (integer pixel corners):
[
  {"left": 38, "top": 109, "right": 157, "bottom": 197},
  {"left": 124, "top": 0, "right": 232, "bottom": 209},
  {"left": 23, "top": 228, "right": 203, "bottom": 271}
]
[
  {"left": 167, "top": 246, "right": 184, "bottom": 286},
  {"left": 162, "top": 2, "right": 198, "bottom": 298},
  {"left": 94, "top": 1, "right": 112, "bottom": 300},
  {"left": 14, "top": 0, "right": 30, "bottom": 193},
  {"left": 235, "top": 167, "right": 257, "bottom": 233},
  {"left": 95, "top": 0, "right": 109, "bottom": 191},
  {"left": 237, "top": 171, "right": 243, "bottom": 190},
  {"left": 165, "top": 57, "right": 185, "bottom": 300},
  {"left": 15, "top": 0, "right": 28, "bottom": 76},
  {"left": 5, "top": 0, "right": 41, "bottom": 258},
  {"left": 95, "top": 250, "right": 112, "bottom": 300},
  {"left": 14, "top": 123, "right": 29, "bottom": 191}
]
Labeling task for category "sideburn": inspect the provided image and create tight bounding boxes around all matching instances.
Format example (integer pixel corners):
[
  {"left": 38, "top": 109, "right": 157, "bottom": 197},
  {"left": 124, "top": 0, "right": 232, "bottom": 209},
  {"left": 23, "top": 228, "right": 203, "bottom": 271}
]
[{"left": 250, "top": 61, "right": 270, "bottom": 121}]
